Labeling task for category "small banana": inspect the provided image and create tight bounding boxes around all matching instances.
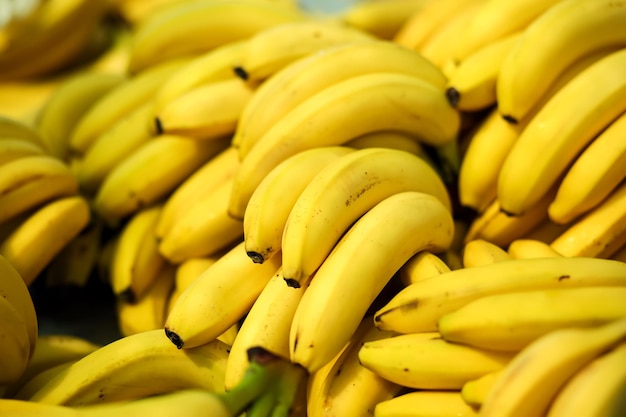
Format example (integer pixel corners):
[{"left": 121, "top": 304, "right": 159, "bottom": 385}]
[
  {"left": 398, "top": 250, "right": 451, "bottom": 286},
  {"left": 462, "top": 238, "right": 512, "bottom": 268}
]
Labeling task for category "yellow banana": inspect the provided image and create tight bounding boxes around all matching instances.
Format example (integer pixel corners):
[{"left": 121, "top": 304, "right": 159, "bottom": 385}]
[
  {"left": 480, "top": 317, "right": 626, "bottom": 416},
  {"left": 229, "top": 72, "right": 460, "bottom": 219},
  {"left": 507, "top": 238, "right": 563, "bottom": 259},
  {"left": 340, "top": 0, "right": 430, "bottom": 40},
  {"left": 374, "top": 391, "right": 479, "bottom": 417},
  {"left": 0, "top": 115, "right": 45, "bottom": 148},
  {"left": 521, "top": 218, "right": 571, "bottom": 244},
  {"left": 0, "top": 295, "right": 31, "bottom": 386},
  {"left": 243, "top": 146, "right": 354, "bottom": 264},
  {"left": 290, "top": 191, "right": 454, "bottom": 372},
  {"left": 344, "top": 130, "right": 432, "bottom": 162},
  {"left": 0, "top": 138, "right": 45, "bottom": 167},
  {"left": 374, "top": 256, "right": 626, "bottom": 334},
  {"left": 398, "top": 250, "right": 451, "bottom": 286},
  {"left": 439, "top": 286, "right": 626, "bottom": 351},
  {"left": 461, "top": 238, "right": 512, "bottom": 268},
  {"left": 281, "top": 148, "right": 451, "bottom": 286},
  {"left": 0, "top": 196, "right": 90, "bottom": 286},
  {"left": 164, "top": 241, "right": 282, "bottom": 349},
  {"left": 461, "top": 370, "right": 502, "bottom": 408},
  {"left": 13, "top": 361, "right": 74, "bottom": 401}
]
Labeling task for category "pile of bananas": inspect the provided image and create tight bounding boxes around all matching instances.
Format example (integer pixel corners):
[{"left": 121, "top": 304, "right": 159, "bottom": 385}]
[{"left": 1, "top": 0, "right": 625, "bottom": 415}]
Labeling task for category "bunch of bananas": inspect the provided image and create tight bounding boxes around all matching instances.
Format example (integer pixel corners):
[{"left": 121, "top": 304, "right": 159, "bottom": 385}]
[{"left": 1, "top": 0, "right": 625, "bottom": 415}]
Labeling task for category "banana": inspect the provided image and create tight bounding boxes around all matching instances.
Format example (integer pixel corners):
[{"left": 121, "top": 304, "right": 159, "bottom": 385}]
[
  {"left": 233, "top": 39, "right": 448, "bottom": 159},
  {"left": 398, "top": 250, "right": 451, "bottom": 286},
  {"left": 127, "top": 0, "right": 306, "bottom": 73},
  {"left": 229, "top": 72, "right": 460, "bottom": 219},
  {"left": 110, "top": 205, "right": 165, "bottom": 301},
  {"left": 34, "top": 72, "right": 126, "bottom": 160},
  {"left": 234, "top": 20, "right": 375, "bottom": 82},
  {"left": 480, "top": 317, "right": 626, "bottom": 416},
  {"left": 461, "top": 370, "right": 501, "bottom": 408},
  {"left": 69, "top": 58, "right": 189, "bottom": 155},
  {"left": 28, "top": 329, "right": 229, "bottom": 405},
  {"left": 243, "top": 146, "right": 354, "bottom": 264},
  {"left": 498, "top": 46, "right": 626, "bottom": 215},
  {"left": 157, "top": 177, "right": 244, "bottom": 263},
  {"left": 306, "top": 317, "right": 402, "bottom": 417},
  {"left": 289, "top": 191, "right": 454, "bottom": 372},
  {"left": 549, "top": 111, "right": 626, "bottom": 224},
  {"left": 461, "top": 238, "right": 512, "bottom": 268},
  {"left": 164, "top": 241, "right": 282, "bottom": 349},
  {"left": 340, "top": 0, "right": 430, "bottom": 40},
  {"left": 13, "top": 361, "right": 75, "bottom": 401},
  {"left": 0, "top": 195, "right": 90, "bottom": 286},
  {"left": 374, "top": 391, "right": 480, "bottom": 417},
  {"left": 116, "top": 263, "right": 176, "bottom": 337},
  {"left": 0, "top": 115, "right": 44, "bottom": 147},
  {"left": 0, "top": 294, "right": 31, "bottom": 386},
  {"left": 281, "top": 148, "right": 451, "bottom": 286},
  {"left": 550, "top": 181, "right": 626, "bottom": 258},
  {"left": 0, "top": 138, "right": 45, "bottom": 166},
  {"left": 92, "top": 134, "right": 230, "bottom": 225},
  {"left": 358, "top": 332, "right": 513, "bottom": 389},
  {"left": 224, "top": 267, "right": 306, "bottom": 390},
  {"left": 438, "top": 286, "right": 626, "bottom": 352},
  {"left": 155, "top": 146, "right": 240, "bottom": 239},
  {"left": 507, "top": 238, "right": 563, "bottom": 259},
  {"left": 521, "top": 218, "right": 571, "bottom": 244},
  {"left": 344, "top": 131, "right": 432, "bottom": 161},
  {"left": 76, "top": 102, "right": 156, "bottom": 195},
  {"left": 0, "top": 155, "right": 79, "bottom": 225},
  {"left": 445, "top": 32, "right": 521, "bottom": 112},
  {"left": 611, "top": 244, "right": 626, "bottom": 263},
  {"left": 155, "top": 77, "right": 255, "bottom": 140},
  {"left": 374, "top": 256, "right": 626, "bottom": 334},
  {"left": 547, "top": 342, "right": 626, "bottom": 417},
  {"left": 152, "top": 40, "right": 249, "bottom": 113}
]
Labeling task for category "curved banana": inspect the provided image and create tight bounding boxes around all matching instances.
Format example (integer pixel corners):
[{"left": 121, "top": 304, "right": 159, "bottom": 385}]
[
  {"left": 243, "top": 146, "right": 354, "bottom": 264},
  {"left": 0, "top": 155, "right": 79, "bottom": 225},
  {"left": 461, "top": 370, "right": 502, "bottom": 408},
  {"left": 0, "top": 138, "right": 45, "bottom": 166},
  {"left": 507, "top": 238, "right": 563, "bottom": 259},
  {"left": 374, "top": 391, "right": 479, "bottom": 417},
  {"left": 438, "top": 286, "right": 626, "bottom": 352},
  {"left": 340, "top": 0, "right": 429, "bottom": 40},
  {"left": 0, "top": 196, "right": 90, "bottom": 286},
  {"left": 13, "top": 361, "right": 75, "bottom": 401},
  {"left": 497, "top": 0, "right": 626, "bottom": 124},
  {"left": 548, "top": 111, "right": 626, "bottom": 224},
  {"left": 155, "top": 77, "right": 254, "bottom": 140},
  {"left": 462, "top": 238, "right": 512, "bottom": 268},
  {"left": 69, "top": 58, "right": 189, "bottom": 155},
  {"left": 127, "top": 0, "right": 306, "bottom": 73},
  {"left": 233, "top": 39, "right": 448, "bottom": 158},
  {"left": 164, "top": 241, "right": 282, "bottom": 349},
  {"left": 35, "top": 72, "right": 125, "bottom": 160},
  {"left": 289, "top": 191, "right": 454, "bottom": 372},
  {"left": 0, "top": 115, "right": 45, "bottom": 147},
  {"left": 480, "top": 317, "right": 626, "bottom": 416},
  {"left": 374, "top": 257, "right": 626, "bottom": 334},
  {"left": 281, "top": 148, "right": 451, "bottom": 286},
  {"left": 110, "top": 205, "right": 166, "bottom": 301},
  {"left": 157, "top": 177, "right": 244, "bottom": 263},
  {"left": 547, "top": 342, "right": 626, "bottom": 417},
  {"left": 234, "top": 20, "right": 375, "bottom": 82},
  {"left": 344, "top": 130, "right": 431, "bottom": 161},
  {"left": 28, "top": 329, "right": 229, "bottom": 405},
  {"left": 168, "top": 256, "right": 221, "bottom": 315},
  {"left": 92, "top": 134, "right": 230, "bottom": 225},
  {"left": 229, "top": 72, "right": 460, "bottom": 219},
  {"left": 358, "top": 332, "right": 513, "bottom": 389},
  {"left": 398, "top": 250, "right": 451, "bottom": 286},
  {"left": 0, "top": 294, "right": 31, "bottom": 386}
]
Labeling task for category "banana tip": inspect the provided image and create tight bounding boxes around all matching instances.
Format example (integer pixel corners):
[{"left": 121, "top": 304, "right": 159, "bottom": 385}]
[
  {"left": 501, "top": 113, "right": 518, "bottom": 124},
  {"left": 284, "top": 278, "right": 301, "bottom": 289},
  {"left": 233, "top": 66, "right": 249, "bottom": 81},
  {"left": 246, "top": 252, "right": 265, "bottom": 264},
  {"left": 445, "top": 87, "right": 460, "bottom": 108},
  {"left": 164, "top": 328, "right": 184, "bottom": 349}
]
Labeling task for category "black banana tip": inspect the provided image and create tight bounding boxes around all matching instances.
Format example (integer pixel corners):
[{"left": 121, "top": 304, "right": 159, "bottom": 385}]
[
  {"left": 233, "top": 66, "right": 249, "bottom": 80},
  {"left": 445, "top": 87, "right": 460, "bottom": 108},
  {"left": 501, "top": 114, "right": 518, "bottom": 124},
  {"left": 246, "top": 252, "right": 265, "bottom": 264},
  {"left": 118, "top": 288, "right": 136, "bottom": 304},
  {"left": 164, "top": 328, "right": 184, "bottom": 349},
  {"left": 247, "top": 346, "right": 279, "bottom": 364},
  {"left": 284, "top": 278, "right": 301, "bottom": 289},
  {"left": 154, "top": 117, "right": 164, "bottom": 134}
]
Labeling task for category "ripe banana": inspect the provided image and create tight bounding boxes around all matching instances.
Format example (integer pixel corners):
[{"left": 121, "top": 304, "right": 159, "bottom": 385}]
[
  {"left": 0, "top": 138, "right": 45, "bottom": 166},
  {"left": 507, "top": 238, "right": 563, "bottom": 259},
  {"left": 290, "top": 191, "right": 454, "bottom": 372},
  {"left": 243, "top": 146, "right": 354, "bottom": 264},
  {"left": 306, "top": 318, "right": 402, "bottom": 417},
  {"left": 480, "top": 317, "right": 626, "bottom": 416},
  {"left": 110, "top": 205, "right": 166, "bottom": 301},
  {"left": 13, "top": 361, "right": 76, "bottom": 401},
  {"left": 127, "top": 0, "right": 306, "bottom": 73},
  {"left": 164, "top": 241, "right": 282, "bottom": 349},
  {"left": 461, "top": 370, "right": 502, "bottom": 408},
  {"left": 29, "top": 329, "right": 229, "bottom": 405},
  {"left": 234, "top": 20, "right": 375, "bottom": 82},
  {"left": 549, "top": 111, "right": 626, "bottom": 224},
  {"left": 547, "top": 342, "right": 626, "bottom": 417},
  {"left": 497, "top": 0, "right": 626, "bottom": 123},
  {"left": 155, "top": 77, "right": 254, "bottom": 140},
  {"left": 0, "top": 195, "right": 90, "bottom": 286},
  {"left": 521, "top": 218, "right": 571, "bottom": 244},
  {"left": 358, "top": 332, "right": 513, "bottom": 389},
  {"left": 233, "top": 39, "right": 448, "bottom": 159},
  {"left": 344, "top": 130, "right": 431, "bottom": 162},
  {"left": 439, "top": 286, "right": 626, "bottom": 351},
  {"left": 0, "top": 154, "right": 79, "bottom": 225},
  {"left": 281, "top": 147, "right": 451, "bottom": 285},
  {"left": 462, "top": 238, "right": 512, "bottom": 268},
  {"left": 34, "top": 72, "right": 125, "bottom": 160},
  {"left": 340, "top": 0, "right": 430, "bottom": 40},
  {"left": 229, "top": 72, "right": 460, "bottom": 219},
  {"left": 399, "top": 250, "right": 451, "bottom": 286},
  {"left": 155, "top": 146, "right": 240, "bottom": 239},
  {"left": 0, "top": 293, "right": 31, "bottom": 386},
  {"left": 0, "top": 115, "right": 45, "bottom": 147},
  {"left": 93, "top": 134, "right": 230, "bottom": 224},
  {"left": 374, "top": 256, "right": 626, "bottom": 334},
  {"left": 157, "top": 177, "right": 244, "bottom": 263},
  {"left": 374, "top": 391, "right": 479, "bottom": 417}
]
